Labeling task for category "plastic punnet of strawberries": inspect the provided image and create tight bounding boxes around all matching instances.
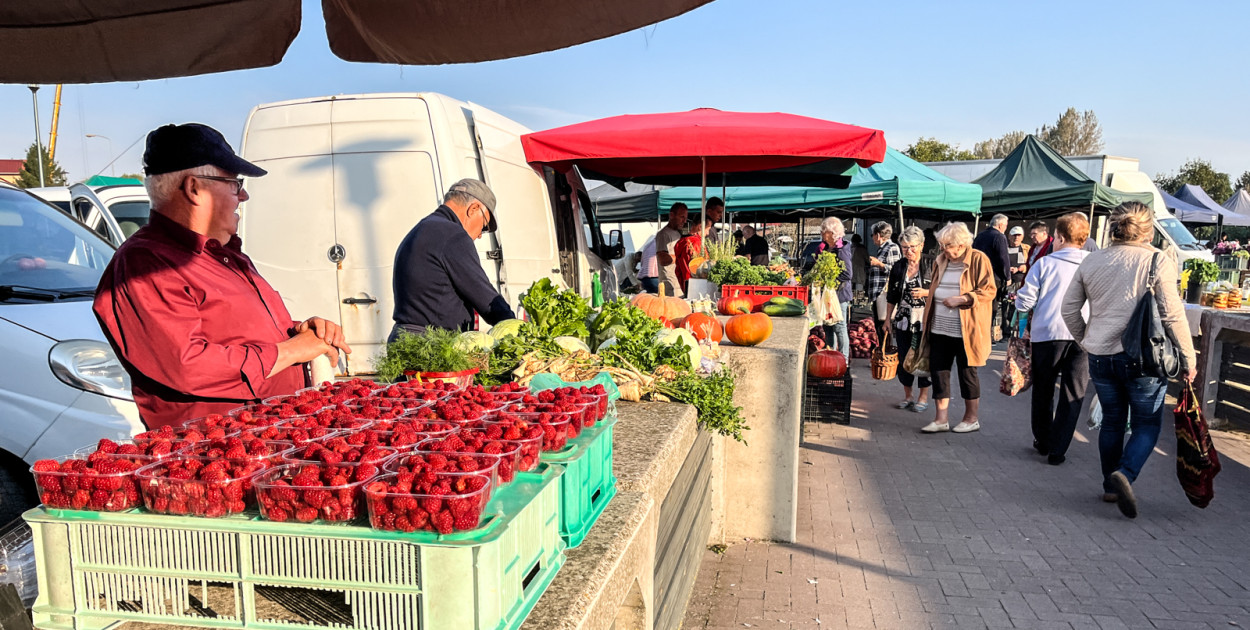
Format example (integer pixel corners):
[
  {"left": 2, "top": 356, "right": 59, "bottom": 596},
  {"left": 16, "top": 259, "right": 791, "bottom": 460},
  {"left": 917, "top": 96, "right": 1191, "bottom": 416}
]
[
  {"left": 499, "top": 400, "right": 582, "bottom": 439},
  {"left": 379, "top": 380, "right": 461, "bottom": 401},
  {"left": 364, "top": 471, "right": 492, "bottom": 534},
  {"left": 136, "top": 456, "right": 267, "bottom": 517},
  {"left": 182, "top": 410, "right": 282, "bottom": 434},
  {"left": 283, "top": 439, "right": 396, "bottom": 466},
  {"left": 286, "top": 406, "right": 376, "bottom": 431},
  {"left": 341, "top": 397, "right": 429, "bottom": 420},
  {"left": 361, "top": 428, "right": 429, "bottom": 451},
  {"left": 461, "top": 429, "right": 540, "bottom": 475},
  {"left": 316, "top": 378, "right": 383, "bottom": 402},
  {"left": 255, "top": 461, "right": 379, "bottom": 523},
  {"left": 385, "top": 450, "right": 502, "bottom": 489},
  {"left": 522, "top": 386, "right": 606, "bottom": 428},
  {"left": 242, "top": 422, "right": 340, "bottom": 444},
  {"left": 181, "top": 436, "right": 296, "bottom": 463},
  {"left": 31, "top": 448, "right": 153, "bottom": 512},
  {"left": 81, "top": 436, "right": 188, "bottom": 459},
  {"left": 261, "top": 390, "right": 333, "bottom": 416},
  {"left": 479, "top": 410, "right": 568, "bottom": 452},
  {"left": 417, "top": 432, "right": 522, "bottom": 483}
]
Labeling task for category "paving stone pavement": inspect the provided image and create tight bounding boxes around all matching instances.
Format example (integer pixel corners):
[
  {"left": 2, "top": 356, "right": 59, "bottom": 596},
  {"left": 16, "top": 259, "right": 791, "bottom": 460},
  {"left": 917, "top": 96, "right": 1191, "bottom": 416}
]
[{"left": 684, "top": 354, "right": 1250, "bottom": 630}]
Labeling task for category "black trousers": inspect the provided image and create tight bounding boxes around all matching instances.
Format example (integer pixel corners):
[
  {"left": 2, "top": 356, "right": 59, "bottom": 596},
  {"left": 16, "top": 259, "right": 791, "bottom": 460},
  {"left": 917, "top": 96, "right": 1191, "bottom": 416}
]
[
  {"left": 930, "top": 333, "right": 979, "bottom": 400},
  {"left": 894, "top": 326, "right": 931, "bottom": 389},
  {"left": 1030, "top": 340, "right": 1089, "bottom": 457}
]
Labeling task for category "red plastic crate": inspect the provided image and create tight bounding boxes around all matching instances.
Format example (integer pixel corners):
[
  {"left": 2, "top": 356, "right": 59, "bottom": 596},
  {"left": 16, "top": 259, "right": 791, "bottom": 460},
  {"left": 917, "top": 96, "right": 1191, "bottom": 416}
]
[{"left": 720, "top": 285, "right": 810, "bottom": 312}]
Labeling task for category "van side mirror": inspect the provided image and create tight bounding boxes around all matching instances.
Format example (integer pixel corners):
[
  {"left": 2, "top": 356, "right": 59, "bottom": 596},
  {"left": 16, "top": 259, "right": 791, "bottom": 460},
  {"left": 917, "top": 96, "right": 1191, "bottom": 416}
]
[{"left": 605, "top": 229, "right": 625, "bottom": 260}]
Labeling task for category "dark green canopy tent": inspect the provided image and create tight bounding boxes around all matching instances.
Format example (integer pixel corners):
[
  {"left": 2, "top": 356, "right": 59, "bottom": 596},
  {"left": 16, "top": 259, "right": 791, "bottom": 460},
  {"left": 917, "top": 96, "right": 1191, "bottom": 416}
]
[
  {"left": 973, "top": 135, "right": 1152, "bottom": 218},
  {"left": 590, "top": 148, "right": 982, "bottom": 223}
]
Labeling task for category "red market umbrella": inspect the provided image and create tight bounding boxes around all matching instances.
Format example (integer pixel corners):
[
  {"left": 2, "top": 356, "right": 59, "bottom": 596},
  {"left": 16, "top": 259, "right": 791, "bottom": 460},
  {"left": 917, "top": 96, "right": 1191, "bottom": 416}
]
[
  {"left": 0, "top": 0, "right": 713, "bottom": 83},
  {"left": 521, "top": 108, "right": 887, "bottom": 190}
]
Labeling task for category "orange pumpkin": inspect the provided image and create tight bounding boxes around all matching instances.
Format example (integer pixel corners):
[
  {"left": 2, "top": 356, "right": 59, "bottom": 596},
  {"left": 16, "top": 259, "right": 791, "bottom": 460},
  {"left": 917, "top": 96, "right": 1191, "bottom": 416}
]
[
  {"left": 631, "top": 285, "right": 691, "bottom": 322},
  {"left": 725, "top": 312, "right": 772, "bottom": 346},
  {"left": 718, "top": 291, "right": 753, "bottom": 315},
  {"left": 681, "top": 312, "right": 723, "bottom": 343}
]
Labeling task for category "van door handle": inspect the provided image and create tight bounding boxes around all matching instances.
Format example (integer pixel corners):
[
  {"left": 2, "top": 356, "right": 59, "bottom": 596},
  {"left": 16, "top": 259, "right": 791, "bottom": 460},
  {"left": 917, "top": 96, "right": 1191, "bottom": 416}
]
[{"left": 342, "top": 297, "right": 377, "bottom": 305}]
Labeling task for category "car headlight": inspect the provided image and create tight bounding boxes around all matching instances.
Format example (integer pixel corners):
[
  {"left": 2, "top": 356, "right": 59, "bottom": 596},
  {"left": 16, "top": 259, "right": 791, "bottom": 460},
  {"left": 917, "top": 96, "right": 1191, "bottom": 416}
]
[{"left": 48, "top": 340, "right": 133, "bottom": 401}]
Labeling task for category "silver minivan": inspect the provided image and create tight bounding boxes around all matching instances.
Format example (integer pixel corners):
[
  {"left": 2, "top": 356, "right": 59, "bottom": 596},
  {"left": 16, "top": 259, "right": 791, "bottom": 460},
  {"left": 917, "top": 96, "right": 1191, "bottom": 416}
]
[{"left": 0, "top": 184, "right": 142, "bottom": 526}]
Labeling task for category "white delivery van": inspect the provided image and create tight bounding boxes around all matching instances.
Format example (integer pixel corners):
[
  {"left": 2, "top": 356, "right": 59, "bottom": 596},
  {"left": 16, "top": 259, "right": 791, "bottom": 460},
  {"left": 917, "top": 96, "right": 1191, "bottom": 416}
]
[{"left": 238, "top": 92, "right": 624, "bottom": 374}]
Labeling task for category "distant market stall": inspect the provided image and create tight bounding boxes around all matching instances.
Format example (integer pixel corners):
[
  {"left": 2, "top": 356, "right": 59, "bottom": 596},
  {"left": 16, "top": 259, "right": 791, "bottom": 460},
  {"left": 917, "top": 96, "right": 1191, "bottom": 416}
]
[
  {"left": 1224, "top": 189, "right": 1250, "bottom": 220},
  {"left": 972, "top": 135, "right": 1152, "bottom": 218}
]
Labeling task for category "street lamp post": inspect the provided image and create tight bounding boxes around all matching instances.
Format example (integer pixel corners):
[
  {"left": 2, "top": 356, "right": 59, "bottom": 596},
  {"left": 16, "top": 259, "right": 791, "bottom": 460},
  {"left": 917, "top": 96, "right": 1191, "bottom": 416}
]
[
  {"left": 85, "top": 134, "right": 115, "bottom": 176},
  {"left": 28, "top": 85, "right": 46, "bottom": 187}
]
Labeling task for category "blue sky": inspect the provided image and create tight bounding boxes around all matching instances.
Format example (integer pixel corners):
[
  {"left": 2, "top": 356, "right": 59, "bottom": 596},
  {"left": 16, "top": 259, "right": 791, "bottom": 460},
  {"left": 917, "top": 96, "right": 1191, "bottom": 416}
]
[{"left": 2, "top": 0, "right": 1247, "bottom": 190}]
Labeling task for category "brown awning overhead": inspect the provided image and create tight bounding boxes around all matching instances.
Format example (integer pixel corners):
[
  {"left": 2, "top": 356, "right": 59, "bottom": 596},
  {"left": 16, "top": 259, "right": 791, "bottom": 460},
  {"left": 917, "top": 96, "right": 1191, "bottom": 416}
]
[{"left": 0, "top": 0, "right": 713, "bottom": 84}]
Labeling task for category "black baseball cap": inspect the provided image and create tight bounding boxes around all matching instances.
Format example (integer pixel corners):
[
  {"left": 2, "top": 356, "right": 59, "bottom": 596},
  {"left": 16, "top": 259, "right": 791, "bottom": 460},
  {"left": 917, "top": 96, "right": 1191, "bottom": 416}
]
[{"left": 142, "top": 123, "right": 267, "bottom": 177}]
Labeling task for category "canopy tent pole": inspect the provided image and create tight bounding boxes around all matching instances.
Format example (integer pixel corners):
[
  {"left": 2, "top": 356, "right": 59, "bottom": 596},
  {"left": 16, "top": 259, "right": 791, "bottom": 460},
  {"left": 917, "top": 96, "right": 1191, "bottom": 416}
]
[
  {"left": 700, "top": 156, "right": 707, "bottom": 231},
  {"left": 1088, "top": 203, "right": 1095, "bottom": 224},
  {"left": 973, "top": 215, "right": 979, "bottom": 233},
  {"left": 897, "top": 201, "right": 905, "bottom": 233},
  {"left": 1215, "top": 215, "right": 1225, "bottom": 245}
]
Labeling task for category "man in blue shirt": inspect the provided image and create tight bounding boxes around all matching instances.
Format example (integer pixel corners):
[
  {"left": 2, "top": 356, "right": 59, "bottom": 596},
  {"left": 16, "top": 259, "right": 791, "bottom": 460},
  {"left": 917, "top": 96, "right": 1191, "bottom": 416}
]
[{"left": 390, "top": 179, "right": 515, "bottom": 341}]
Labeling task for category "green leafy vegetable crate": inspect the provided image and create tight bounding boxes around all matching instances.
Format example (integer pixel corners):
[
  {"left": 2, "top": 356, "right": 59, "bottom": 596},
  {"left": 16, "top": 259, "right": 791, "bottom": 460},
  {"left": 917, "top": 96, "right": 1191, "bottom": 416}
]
[
  {"left": 540, "top": 417, "right": 617, "bottom": 549},
  {"left": 25, "top": 466, "right": 565, "bottom": 630}
]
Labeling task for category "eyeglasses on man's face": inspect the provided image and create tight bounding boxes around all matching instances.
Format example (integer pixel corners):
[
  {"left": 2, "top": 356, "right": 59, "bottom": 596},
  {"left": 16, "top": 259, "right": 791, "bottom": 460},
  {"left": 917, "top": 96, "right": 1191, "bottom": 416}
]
[{"left": 195, "top": 175, "right": 245, "bottom": 195}]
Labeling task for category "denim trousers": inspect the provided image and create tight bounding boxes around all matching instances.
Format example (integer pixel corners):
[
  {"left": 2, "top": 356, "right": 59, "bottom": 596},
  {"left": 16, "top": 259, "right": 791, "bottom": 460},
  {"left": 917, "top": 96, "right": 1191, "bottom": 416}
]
[
  {"left": 830, "top": 302, "right": 851, "bottom": 355},
  {"left": 1087, "top": 352, "right": 1166, "bottom": 492}
]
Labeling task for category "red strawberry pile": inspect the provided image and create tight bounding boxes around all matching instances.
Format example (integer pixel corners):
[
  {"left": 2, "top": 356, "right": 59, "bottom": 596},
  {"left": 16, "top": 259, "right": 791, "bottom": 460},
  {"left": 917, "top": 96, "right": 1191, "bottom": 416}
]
[
  {"left": 341, "top": 397, "right": 428, "bottom": 420},
  {"left": 411, "top": 397, "right": 498, "bottom": 424},
  {"left": 242, "top": 423, "right": 339, "bottom": 444},
  {"left": 420, "top": 432, "right": 523, "bottom": 482},
  {"left": 181, "top": 436, "right": 294, "bottom": 463},
  {"left": 362, "top": 429, "right": 428, "bottom": 451},
  {"left": 88, "top": 436, "right": 187, "bottom": 459},
  {"left": 314, "top": 378, "right": 383, "bottom": 404},
  {"left": 480, "top": 410, "right": 567, "bottom": 452},
  {"left": 386, "top": 450, "right": 501, "bottom": 484},
  {"left": 284, "top": 437, "right": 395, "bottom": 466},
  {"left": 379, "top": 380, "right": 460, "bottom": 401},
  {"left": 260, "top": 390, "right": 333, "bottom": 416},
  {"left": 256, "top": 462, "right": 376, "bottom": 523},
  {"left": 537, "top": 385, "right": 609, "bottom": 426},
  {"left": 137, "top": 457, "right": 266, "bottom": 517},
  {"left": 32, "top": 452, "right": 150, "bottom": 511},
  {"left": 135, "top": 424, "right": 230, "bottom": 447},
  {"left": 183, "top": 410, "right": 284, "bottom": 434},
  {"left": 364, "top": 471, "right": 491, "bottom": 533}
]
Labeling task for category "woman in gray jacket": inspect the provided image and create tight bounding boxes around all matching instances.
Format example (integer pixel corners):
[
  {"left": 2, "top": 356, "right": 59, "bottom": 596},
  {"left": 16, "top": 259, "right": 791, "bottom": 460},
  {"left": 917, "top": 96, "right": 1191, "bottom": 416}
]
[{"left": 1061, "top": 202, "right": 1196, "bottom": 519}]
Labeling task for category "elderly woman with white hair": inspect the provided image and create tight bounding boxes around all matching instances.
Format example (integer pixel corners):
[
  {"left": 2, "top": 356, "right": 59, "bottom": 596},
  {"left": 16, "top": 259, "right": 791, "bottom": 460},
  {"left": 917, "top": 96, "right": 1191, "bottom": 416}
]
[
  {"left": 885, "top": 226, "right": 933, "bottom": 412},
  {"left": 800, "top": 217, "right": 854, "bottom": 355},
  {"left": 915, "top": 222, "right": 996, "bottom": 434}
]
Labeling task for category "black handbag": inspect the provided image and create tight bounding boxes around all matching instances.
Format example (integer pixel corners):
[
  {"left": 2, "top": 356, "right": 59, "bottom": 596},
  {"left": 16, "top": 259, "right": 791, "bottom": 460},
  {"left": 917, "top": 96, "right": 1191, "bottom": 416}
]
[{"left": 1121, "top": 252, "right": 1180, "bottom": 379}]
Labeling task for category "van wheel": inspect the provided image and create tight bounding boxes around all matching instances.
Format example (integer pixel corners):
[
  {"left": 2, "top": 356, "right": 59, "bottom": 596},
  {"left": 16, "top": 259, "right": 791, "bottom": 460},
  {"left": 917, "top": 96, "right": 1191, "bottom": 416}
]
[{"left": 0, "top": 452, "right": 38, "bottom": 528}]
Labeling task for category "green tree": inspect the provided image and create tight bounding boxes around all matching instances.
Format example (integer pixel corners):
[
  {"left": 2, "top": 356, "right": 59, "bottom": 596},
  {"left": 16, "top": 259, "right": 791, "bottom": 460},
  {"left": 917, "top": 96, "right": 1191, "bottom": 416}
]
[
  {"left": 1234, "top": 170, "right": 1250, "bottom": 195},
  {"left": 973, "top": 130, "right": 1027, "bottom": 159},
  {"left": 903, "top": 137, "right": 975, "bottom": 162},
  {"left": 1037, "top": 107, "right": 1104, "bottom": 155},
  {"left": 14, "top": 142, "right": 67, "bottom": 188},
  {"left": 1154, "top": 158, "right": 1232, "bottom": 202}
]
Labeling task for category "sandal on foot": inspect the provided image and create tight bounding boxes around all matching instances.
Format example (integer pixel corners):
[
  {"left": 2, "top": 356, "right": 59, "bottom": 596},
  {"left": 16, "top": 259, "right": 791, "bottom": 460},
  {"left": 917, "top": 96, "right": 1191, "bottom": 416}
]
[
  {"left": 911, "top": 402, "right": 929, "bottom": 412},
  {"left": 896, "top": 400, "right": 915, "bottom": 409}
]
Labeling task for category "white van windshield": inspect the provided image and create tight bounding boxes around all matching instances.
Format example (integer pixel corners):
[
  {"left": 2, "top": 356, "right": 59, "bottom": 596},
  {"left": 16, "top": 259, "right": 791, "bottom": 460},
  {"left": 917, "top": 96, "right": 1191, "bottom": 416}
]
[
  {"left": 0, "top": 187, "right": 114, "bottom": 298},
  {"left": 1157, "top": 217, "right": 1205, "bottom": 251}
]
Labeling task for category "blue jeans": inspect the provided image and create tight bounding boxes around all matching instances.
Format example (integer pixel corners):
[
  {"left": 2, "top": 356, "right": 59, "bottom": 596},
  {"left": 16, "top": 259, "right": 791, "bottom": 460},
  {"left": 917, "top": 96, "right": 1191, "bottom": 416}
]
[
  {"left": 831, "top": 303, "right": 851, "bottom": 355},
  {"left": 639, "top": 277, "right": 660, "bottom": 293},
  {"left": 1088, "top": 353, "right": 1166, "bottom": 492}
]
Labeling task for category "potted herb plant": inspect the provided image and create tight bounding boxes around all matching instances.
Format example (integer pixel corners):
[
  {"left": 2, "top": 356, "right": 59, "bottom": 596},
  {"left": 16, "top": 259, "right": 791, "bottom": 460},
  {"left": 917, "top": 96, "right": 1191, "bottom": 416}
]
[{"left": 1183, "top": 259, "right": 1221, "bottom": 305}]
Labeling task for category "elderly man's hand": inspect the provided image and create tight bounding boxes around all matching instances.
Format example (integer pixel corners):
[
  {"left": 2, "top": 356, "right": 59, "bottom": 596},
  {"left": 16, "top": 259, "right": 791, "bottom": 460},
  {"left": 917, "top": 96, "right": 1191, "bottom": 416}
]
[{"left": 295, "top": 317, "right": 352, "bottom": 355}]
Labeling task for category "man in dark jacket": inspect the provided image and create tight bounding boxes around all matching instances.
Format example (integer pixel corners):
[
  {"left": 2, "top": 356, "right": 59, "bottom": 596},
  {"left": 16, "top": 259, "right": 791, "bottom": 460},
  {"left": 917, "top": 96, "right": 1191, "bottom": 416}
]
[
  {"left": 972, "top": 214, "right": 1010, "bottom": 342},
  {"left": 390, "top": 179, "right": 515, "bottom": 340}
]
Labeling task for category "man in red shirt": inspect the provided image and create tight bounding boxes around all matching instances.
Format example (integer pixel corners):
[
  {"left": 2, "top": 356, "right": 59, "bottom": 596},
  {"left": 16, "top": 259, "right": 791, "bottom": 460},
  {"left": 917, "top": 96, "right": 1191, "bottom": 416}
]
[
  {"left": 94, "top": 123, "right": 350, "bottom": 429},
  {"left": 1025, "top": 221, "right": 1054, "bottom": 271}
]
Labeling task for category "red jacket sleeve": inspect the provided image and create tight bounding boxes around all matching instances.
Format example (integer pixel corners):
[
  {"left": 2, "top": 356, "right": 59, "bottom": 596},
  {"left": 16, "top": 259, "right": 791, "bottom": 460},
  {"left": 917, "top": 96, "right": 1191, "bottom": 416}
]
[{"left": 94, "top": 252, "right": 282, "bottom": 400}]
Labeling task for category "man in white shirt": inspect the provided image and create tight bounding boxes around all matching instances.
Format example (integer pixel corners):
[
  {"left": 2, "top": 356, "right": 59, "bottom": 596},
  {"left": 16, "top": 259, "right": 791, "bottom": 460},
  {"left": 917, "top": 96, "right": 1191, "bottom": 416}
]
[
  {"left": 638, "top": 237, "right": 660, "bottom": 293},
  {"left": 1014, "top": 212, "right": 1091, "bottom": 465},
  {"left": 654, "top": 203, "right": 688, "bottom": 297}
]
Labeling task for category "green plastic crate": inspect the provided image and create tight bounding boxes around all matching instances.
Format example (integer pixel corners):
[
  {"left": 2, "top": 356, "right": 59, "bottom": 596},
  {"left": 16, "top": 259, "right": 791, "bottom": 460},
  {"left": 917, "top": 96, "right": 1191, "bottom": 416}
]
[
  {"left": 540, "top": 417, "right": 617, "bottom": 548},
  {"left": 25, "top": 465, "right": 565, "bottom": 630}
]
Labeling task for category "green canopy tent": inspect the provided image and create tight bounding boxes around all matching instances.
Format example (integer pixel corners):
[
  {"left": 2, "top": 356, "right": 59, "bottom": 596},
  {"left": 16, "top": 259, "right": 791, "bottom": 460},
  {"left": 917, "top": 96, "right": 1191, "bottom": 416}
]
[
  {"left": 972, "top": 135, "right": 1152, "bottom": 218},
  {"left": 82, "top": 175, "right": 142, "bottom": 187},
  {"left": 591, "top": 148, "right": 981, "bottom": 223}
]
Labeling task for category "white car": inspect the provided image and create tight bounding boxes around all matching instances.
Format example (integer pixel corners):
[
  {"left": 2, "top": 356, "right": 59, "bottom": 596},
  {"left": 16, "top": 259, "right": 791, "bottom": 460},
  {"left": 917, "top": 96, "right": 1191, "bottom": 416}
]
[
  {"left": 26, "top": 183, "right": 151, "bottom": 248},
  {"left": 0, "top": 184, "right": 142, "bottom": 526}
]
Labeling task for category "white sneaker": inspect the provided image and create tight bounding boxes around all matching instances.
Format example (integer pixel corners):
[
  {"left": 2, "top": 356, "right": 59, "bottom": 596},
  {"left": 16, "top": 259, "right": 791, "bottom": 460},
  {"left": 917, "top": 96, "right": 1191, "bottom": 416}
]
[
  {"left": 920, "top": 421, "right": 950, "bottom": 433},
  {"left": 952, "top": 421, "right": 981, "bottom": 433}
]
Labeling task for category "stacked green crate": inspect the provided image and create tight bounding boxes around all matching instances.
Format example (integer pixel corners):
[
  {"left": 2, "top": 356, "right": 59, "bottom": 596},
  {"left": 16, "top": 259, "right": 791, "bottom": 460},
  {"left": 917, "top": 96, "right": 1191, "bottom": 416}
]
[
  {"left": 540, "top": 417, "right": 617, "bottom": 548},
  {"left": 26, "top": 466, "right": 564, "bottom": 630}
]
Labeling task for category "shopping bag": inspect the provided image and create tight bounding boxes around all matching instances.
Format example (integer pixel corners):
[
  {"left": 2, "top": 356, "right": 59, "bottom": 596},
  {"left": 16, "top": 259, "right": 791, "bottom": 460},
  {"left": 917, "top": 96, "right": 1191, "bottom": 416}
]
[
  {"left": 999, "top": 335, "right": 1032, "bottom": 396},
  {"left": 1174, "top": 384, "right": 1221, "bottom": 508},
  {"left": 902, "top": 331, "right": 929, "bottom": 378}
]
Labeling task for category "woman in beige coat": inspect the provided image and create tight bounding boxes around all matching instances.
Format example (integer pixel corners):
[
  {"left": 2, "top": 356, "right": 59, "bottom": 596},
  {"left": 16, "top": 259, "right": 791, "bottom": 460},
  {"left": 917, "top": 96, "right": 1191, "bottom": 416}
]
[{"left": 915, "top": 222, "right": 997, "bottom": 434}]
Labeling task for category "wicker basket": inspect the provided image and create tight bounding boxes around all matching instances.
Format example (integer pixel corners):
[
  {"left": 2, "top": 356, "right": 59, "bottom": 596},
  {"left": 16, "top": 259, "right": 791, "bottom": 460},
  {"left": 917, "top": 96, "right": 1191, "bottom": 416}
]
[{"left": 871, "top": 330, "right": 898, "bottom": 381}]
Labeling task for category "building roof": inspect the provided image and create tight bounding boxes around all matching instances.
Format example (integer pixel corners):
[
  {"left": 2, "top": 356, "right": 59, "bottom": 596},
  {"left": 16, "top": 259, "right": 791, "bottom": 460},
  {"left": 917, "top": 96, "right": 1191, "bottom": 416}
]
[{"left": 0, "top": 159, "right": 24, "bottom": 174}]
